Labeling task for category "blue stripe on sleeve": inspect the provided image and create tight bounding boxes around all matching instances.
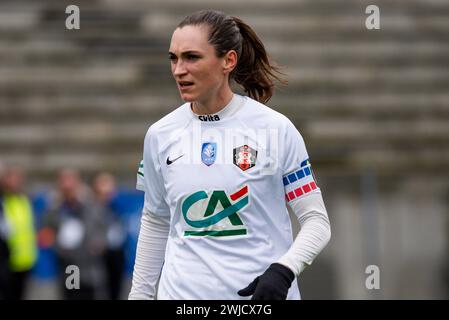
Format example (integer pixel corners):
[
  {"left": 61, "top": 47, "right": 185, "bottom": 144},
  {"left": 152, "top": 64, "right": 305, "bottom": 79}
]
[
  {"left": 287, "top": 173, "right": 298, "bottom": 183},
  {"left": 304, "top": 167, "right": 311, "bottom": 176},
  {"left": 300, "top": 159, "right": 309, "bottom": 167},
  {"left": 296, "top": 169, "right": 305, "bottom": 179},
  {"left": 283, "top": 160, "right": 312, "bottom": 186}
]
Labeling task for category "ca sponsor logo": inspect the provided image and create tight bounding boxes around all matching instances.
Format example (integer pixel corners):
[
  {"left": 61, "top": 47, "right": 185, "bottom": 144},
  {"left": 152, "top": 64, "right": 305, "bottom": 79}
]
[{"left": 182, "top": 185, "right": 249, "bottom": 237}]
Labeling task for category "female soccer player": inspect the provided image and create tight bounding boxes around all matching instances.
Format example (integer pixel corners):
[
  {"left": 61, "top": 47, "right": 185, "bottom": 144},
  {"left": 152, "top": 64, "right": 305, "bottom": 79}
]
[{"left": 129, "top": 10, "right": 331, "bottom": 300}]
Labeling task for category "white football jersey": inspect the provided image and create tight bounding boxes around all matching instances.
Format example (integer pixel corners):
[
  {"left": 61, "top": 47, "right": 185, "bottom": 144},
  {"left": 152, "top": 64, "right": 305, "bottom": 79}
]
[{"left": 137, "top": 94, "right": 320, "bottom": 299}]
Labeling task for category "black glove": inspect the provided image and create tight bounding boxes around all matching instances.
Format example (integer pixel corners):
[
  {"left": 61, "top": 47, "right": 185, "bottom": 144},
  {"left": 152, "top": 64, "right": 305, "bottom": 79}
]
[{"left": 238, "top": 263, "right": 295, "bottom": 300}]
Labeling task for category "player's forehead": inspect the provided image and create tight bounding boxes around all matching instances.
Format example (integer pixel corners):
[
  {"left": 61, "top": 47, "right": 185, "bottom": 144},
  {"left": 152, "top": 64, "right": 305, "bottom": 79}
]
[{"left": 169, "top": 25, "right": 212, "bottom": 55}]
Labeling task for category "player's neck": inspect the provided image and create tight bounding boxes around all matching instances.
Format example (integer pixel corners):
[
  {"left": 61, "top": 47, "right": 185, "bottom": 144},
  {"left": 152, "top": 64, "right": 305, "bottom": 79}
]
[{"left": 192, "top": 88, "right": 234, "bottom": 115}]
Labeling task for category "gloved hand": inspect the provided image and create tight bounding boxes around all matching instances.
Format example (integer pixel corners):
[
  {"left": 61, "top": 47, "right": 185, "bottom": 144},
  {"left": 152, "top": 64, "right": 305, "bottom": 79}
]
[{"left": 237, "top": 263, "right": 295, "bottom": 300}]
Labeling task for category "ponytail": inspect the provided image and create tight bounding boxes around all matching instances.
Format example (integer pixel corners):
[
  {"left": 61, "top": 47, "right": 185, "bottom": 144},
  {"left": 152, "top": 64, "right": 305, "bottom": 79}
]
[
  {"left": 231, "top": 17, "right": 286, "bottom": 103},
  {"left": 177, "top": 10, "right": 285, "bottom": 104}
]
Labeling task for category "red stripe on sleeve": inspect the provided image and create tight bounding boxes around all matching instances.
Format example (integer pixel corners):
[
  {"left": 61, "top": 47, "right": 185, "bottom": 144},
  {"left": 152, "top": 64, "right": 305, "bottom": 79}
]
[
  {"left": 294, "top": 187, "right": 304, "bottom": 197},
  {"left": 302, "top": 184, "right": 311, "bottom": 193},
  {"left": 288, "top": 191, "right": 295, "bottom": 201}
]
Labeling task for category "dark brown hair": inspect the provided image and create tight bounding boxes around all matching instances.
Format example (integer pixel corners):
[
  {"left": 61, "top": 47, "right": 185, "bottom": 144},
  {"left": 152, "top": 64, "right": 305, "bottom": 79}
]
[{"left": 177, "top": 10, "right": 285, "bottom": 103}]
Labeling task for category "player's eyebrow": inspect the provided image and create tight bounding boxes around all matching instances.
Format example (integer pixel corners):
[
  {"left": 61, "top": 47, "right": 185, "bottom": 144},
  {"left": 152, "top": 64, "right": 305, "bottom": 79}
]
[{"left": 168, "top": 50, "right": 202, "bottom": 57}]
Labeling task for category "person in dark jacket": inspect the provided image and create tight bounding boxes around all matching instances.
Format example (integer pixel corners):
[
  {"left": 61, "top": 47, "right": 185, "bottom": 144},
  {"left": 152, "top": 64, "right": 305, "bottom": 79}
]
[{"left": 43, "top": 169, "right": 107, "bottom": 300}]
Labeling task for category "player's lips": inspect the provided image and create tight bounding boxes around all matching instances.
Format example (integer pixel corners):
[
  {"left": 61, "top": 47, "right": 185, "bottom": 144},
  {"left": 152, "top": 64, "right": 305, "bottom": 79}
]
[{"left": 178, "top": 81, "right": 194, "bottom": 90}]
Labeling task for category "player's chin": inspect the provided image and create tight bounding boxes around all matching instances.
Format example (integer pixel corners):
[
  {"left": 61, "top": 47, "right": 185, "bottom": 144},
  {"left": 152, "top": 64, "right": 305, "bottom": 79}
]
[{"left": 179, "top": 91, "right": 197, "bottom": 102}]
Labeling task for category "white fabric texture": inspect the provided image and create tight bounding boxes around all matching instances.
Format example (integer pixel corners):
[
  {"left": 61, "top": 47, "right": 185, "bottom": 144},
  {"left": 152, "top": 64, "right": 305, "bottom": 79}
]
[
  {"left": 277, "top": 191, "right": 331, "bottom": 276},
  {"left": 128, "top": 209, "right": 170, "bottom": 300}
]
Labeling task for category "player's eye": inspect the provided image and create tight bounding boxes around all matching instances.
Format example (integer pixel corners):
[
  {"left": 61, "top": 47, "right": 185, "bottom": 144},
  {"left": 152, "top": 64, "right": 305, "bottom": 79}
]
[
  {"left": 169, "top": 54, "right": 177, "bottom": 61},
  {"left": 186, "top": 54, "right": 199, "bottom": 61}
]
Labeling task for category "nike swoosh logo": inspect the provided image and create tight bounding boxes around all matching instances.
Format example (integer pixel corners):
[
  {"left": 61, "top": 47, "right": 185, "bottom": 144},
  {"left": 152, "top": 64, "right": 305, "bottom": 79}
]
[{"left": 166, "top": 154, "right": 184, "bottom": 165}]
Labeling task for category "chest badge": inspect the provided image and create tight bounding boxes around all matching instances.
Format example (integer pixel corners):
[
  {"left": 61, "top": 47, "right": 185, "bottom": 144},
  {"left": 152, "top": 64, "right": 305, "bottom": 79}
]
[
  {"left": 201, "top": 142, "right": 217, "bottom": 166},
  {"left": 233, "top": 144, "right": 257, "bottom": 171}
]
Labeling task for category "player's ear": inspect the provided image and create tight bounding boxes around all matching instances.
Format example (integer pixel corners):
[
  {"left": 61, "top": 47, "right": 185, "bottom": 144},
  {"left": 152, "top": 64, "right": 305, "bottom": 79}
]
[{"left": 223, "top": 50, "right": 237, "bottom": 75}]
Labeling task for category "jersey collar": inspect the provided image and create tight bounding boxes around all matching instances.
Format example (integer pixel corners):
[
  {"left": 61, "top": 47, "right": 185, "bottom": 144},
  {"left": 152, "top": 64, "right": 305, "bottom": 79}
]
[{"left": 189, "top": 94, "right": 244, "bottom": 122}]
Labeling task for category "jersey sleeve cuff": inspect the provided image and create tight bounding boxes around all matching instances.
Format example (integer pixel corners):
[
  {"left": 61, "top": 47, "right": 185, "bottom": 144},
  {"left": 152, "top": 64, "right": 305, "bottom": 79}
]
[{"left": 277, "top": 256, "right": 307, "bottom": 277}]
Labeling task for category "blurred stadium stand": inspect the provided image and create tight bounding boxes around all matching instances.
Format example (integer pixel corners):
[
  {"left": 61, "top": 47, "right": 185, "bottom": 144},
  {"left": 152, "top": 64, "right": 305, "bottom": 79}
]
[{"left": 0, "top": 0, "right": 448, "bottom": 299}]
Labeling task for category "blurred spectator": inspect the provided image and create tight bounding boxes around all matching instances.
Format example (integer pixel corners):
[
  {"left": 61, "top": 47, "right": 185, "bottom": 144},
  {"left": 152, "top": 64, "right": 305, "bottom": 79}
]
[
  {"left": 41, "top": 169, "right": 107, "bottom": 299},
  {"left": 0, "top": 164, "right": 37, "bottom": 300},
  {"left": 92, "top": 172, "right": 127, "bottom": 300}
]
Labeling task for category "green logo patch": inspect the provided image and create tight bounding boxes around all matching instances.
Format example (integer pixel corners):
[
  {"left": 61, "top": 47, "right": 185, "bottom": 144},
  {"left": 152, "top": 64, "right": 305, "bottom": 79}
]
[{"left": 181, "top": 185, "right": 249, "bottom": 237}]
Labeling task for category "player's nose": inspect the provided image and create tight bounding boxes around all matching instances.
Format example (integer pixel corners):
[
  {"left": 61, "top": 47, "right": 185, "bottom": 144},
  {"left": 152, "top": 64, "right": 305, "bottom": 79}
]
[{"left": 172, "top": 60, "right": 188, "bottom": 77}]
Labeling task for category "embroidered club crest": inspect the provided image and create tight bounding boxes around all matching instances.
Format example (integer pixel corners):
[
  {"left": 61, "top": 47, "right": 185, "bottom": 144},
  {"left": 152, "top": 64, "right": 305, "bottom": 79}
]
[
  {"left": 233, "top": 145, "right": 257, "bottom": 171},
  {"left": 201, "top": 142, "right": 216, "bottom": 166}
]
